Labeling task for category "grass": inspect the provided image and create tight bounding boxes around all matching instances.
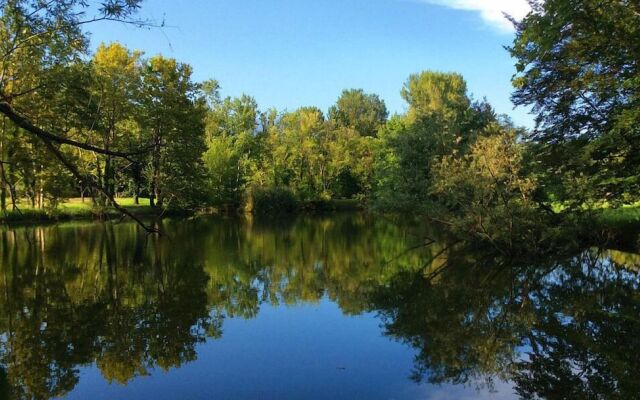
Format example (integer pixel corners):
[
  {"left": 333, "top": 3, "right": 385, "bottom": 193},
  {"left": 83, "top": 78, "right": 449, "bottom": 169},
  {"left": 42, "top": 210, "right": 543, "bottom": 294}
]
[
  {"left": 548, "top": 200, "right": 640, "bottom": 229},
  {"left": 58, "top": 197, "right": 151, "bottom": 209},
  {"left": 595, "top": 205, "right": 640, "bottom": 229},
  {"left": 1, "top": 197, "right": 158, "bottom": 223}
]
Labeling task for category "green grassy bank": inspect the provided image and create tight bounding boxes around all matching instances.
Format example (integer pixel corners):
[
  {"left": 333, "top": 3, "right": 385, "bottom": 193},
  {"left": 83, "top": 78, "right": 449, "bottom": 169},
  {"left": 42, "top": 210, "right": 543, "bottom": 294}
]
[{"left": 0, "top": 198, "right": 163, "bottom": 224}]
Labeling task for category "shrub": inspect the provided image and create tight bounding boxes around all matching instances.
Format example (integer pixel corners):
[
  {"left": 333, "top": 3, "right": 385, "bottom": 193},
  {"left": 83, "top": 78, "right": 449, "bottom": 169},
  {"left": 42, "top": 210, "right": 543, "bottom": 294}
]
[{"left": 244, "top": 187, "right": 298, "bottom": 214}]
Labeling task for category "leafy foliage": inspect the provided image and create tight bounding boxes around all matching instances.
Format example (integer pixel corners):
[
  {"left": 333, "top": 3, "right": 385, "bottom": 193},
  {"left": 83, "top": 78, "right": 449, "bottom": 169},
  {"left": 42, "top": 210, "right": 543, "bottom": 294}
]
[
  {"left": 510, "top": 0, "right": 640, "bottom": 206},
  {"left": 328, "top": 89, "right": 388, "bottom": 137}
]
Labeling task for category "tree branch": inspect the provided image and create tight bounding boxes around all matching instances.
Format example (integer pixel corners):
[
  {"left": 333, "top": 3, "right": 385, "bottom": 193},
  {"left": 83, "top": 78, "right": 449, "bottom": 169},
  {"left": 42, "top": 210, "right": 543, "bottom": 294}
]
[
  {"left": 40, "top": 138, "right": 158, "bottom": 234},
  {"left": 0, "top": 101, "right": 147, "bottom": 161}
]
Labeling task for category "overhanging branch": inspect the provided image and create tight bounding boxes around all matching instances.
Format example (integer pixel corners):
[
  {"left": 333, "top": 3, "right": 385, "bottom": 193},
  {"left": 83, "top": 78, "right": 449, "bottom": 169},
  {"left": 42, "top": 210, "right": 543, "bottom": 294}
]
[
  {"left": 40, "top": 138, "right": 158, "bottom": 234},
  {"left": 0, "top": 101, "right": 147, "bottom": 161}
]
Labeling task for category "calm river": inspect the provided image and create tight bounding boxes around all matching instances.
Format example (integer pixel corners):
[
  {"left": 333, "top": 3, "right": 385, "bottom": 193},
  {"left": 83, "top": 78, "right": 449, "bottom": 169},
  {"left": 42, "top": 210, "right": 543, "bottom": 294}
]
[{"left": 0, "top": 213, "right": 638, "bottom": 399}]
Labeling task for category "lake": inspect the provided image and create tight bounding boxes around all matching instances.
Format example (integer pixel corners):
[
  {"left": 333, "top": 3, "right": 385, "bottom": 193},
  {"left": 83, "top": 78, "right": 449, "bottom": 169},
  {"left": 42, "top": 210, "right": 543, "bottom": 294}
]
[{"left": 0, "top": 213, "right": 638, "bottom": 399}]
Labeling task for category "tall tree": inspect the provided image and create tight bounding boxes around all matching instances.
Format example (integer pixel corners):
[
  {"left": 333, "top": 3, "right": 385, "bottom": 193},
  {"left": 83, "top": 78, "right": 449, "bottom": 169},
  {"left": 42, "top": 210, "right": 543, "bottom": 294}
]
[
  {"left": 268, "top": 107, "right": 328, "bottom": 200},
  {"left": 203, "top": 90, "right": 261, "bottom": 206},
  {"left": 89, "top": 42, "right": 143, "bottom": 199},
  {"left": 138, "top": 55, "right": 207, "bottom": 209},
  {"left": 375, "top": 71, "right": 495, "bottom": 212},
  {"left": 401, "top": 71, "right": 470, "bottom": 124},
  {"left": 509, "top": 0, "right": 640, "bottom": 205}
]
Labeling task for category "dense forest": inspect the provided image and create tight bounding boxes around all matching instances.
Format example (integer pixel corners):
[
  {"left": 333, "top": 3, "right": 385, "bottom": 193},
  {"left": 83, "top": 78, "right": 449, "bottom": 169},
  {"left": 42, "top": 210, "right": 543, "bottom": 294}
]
[{"left": 1, "top": 0, "right": 639, "bottom": 243}]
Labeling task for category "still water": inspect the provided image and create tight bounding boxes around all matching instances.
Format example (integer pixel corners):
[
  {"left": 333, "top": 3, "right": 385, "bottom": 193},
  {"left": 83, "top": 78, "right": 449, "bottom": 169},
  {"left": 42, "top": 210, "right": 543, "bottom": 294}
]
[{"left": 0, "top": 213, "right": 639, "bottom": 399}]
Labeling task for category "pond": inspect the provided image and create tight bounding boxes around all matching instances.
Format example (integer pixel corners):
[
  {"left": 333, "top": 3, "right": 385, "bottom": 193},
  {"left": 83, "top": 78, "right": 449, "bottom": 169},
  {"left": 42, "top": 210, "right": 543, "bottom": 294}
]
[{"left": 0, "top": 213, "right": 639, "bottom": 399}]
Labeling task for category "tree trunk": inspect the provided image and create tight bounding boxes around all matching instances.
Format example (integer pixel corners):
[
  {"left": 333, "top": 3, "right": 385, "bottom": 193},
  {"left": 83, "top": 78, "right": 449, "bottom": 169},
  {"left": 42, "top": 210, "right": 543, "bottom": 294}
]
[
  {"left": 8, "top": 186, "right": 17, "bottom": 211},
  {"left": 29, "top": 178, "right": 36, "bottom": 208},
  {"left": 0, "top": 124, "right": 5, "bottom": 212},
  {"left": 0, "top": 162, "right": 6, "bottom": 212},
  {"left": 96, "top": 157, "right": 105, "bottom": 206},
  {"left": 4, "top": 164, "right": 17, "bottom": 211},
  {"left": 104, "top": 155, "right": 115, "bottom": 197},
  {"left": 150, "top": 133, "right": 161, "bottom": 208},
  {"left": 133, "top": 161, "right": 142, "bottom": 205},
  {"left": 38, "top": 185, "right": 44, "bottom": 209},
  {"left": 0, "top": 184, "right": 6, "bottom": 211},
  {"left": 149, "top": 187, "right": 155, "bottom": 207}
]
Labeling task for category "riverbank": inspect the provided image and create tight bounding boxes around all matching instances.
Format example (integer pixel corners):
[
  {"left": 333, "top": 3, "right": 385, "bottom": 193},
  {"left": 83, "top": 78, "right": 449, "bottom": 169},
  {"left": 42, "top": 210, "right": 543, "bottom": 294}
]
[
  {"left": 0, "top": 198, "right": 366, "bottom": 225},
  {"left": 3, "top": 197, "right": 639, "bottom": 242},
  {"left": 0, "top": 198, "right": 164, "bottom": 224}
]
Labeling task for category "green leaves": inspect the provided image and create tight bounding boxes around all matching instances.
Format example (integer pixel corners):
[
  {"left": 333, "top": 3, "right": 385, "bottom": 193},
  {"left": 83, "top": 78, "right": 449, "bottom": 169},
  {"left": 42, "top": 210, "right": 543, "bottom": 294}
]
[
  {"left": 508, "top": 0, "right": 640, "bottom": 207},
  {"left": 99, "top": 0, "right": 143, "bottom": 18},
  {"left": 328, "top": 89, "right": 388, "bottom": 137}
]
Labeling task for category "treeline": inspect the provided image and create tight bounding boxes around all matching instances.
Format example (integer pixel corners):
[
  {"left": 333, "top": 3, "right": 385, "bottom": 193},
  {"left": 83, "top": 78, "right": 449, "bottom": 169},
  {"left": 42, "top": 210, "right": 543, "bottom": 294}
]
[
  {"left": 0, "top": 0, "right": 527, "bottom": 219},
  {"left": 201, "top": 83, "right": 386, "bottom": 209},
  {"left": 2, "top": 0, "right": 638, "bottom": 244},
  {"left": 0, "top": 40, "right": 519, "bottom": 216}
]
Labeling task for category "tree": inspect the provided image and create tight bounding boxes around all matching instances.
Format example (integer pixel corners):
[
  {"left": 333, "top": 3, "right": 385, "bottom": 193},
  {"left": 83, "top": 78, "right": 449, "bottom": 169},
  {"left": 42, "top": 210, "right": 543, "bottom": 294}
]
[
  {"left": 326, "top": 125, "right": 378, "bottom": 199},
  {"left": 88, "top": 42, "right": 143, "bottom": 200},
  {"left": 374, "top": 71, "right": 496, "bottom": 212},
  {"left": 328, "top": 89, "right": 388, "bottom": 137},
  {"left": 431, "top": 123, "right": 541, "bottom": 247},
  {"left": 138, "top": 55, "right": 207, "bottom": 209},
  {"left": 267, "top": 107, "right": 328, "bottom": 200},
  {"left": 0, "top": 0, "right": 168, "bottom": 230},
  {"left": 203, "top": 89, "right": 261, "bottom": 206},
  {"left": 401, "top": 71, "right": 470, "bottom": 124},
  {"left": 509, "top": 0, "right": 640, "bottom": 205}
]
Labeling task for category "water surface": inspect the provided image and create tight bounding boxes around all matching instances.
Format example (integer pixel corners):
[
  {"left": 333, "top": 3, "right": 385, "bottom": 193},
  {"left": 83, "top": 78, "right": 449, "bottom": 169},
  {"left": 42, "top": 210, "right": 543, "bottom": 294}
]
[{"left": 0, "top": 214, "right": 638, "bottom": 399}]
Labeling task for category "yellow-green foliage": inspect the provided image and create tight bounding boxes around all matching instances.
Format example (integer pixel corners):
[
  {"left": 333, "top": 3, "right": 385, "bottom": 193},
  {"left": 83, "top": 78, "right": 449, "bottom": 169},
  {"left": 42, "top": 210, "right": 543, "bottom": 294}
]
[{"left": 432, "top": 124, "right": 539, "bottom": 243}]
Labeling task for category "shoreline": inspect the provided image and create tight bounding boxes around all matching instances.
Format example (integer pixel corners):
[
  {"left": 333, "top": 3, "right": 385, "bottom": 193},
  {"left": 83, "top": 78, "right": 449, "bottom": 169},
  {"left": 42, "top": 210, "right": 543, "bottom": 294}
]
[
  {"left": 0, "top": 198, "right": 366, "bottom": 226},
  {"left": 3, "top": 201, "right": 640, "bottom": 250}
]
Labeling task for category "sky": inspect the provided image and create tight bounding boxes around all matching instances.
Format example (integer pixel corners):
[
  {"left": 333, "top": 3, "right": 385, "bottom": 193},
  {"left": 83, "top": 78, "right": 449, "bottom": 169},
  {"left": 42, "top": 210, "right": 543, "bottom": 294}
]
[{"left": 88, "top": 0, "right": 533, "bottom": 127}]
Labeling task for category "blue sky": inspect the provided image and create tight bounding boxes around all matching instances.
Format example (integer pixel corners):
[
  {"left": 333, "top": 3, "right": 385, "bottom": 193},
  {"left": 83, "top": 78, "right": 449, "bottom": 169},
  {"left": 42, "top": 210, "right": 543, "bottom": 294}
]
[{"left": 88, "top": 0, "right": 533, "bottom": 127}]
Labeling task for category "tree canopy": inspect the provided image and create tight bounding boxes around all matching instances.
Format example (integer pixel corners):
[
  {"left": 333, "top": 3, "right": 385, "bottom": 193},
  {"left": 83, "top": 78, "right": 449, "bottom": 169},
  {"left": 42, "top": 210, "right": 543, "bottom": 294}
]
[{"left": 510, "top": 0, "right": 640, "bottom": 206}]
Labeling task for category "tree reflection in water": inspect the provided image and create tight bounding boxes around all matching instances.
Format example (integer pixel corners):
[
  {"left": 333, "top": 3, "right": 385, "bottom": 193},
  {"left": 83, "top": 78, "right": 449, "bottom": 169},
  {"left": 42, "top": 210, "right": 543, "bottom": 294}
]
[
  {"left": 0, "top": 214, "right": 639, "bottom": 399},
  {"left": 370, "top": 245, "right": 640, "bottom": 399}
]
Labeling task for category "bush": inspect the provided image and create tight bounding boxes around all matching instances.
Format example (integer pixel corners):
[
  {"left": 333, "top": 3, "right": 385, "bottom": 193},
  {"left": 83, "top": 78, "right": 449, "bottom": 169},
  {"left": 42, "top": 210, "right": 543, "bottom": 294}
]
[{"left": 244, "top": 187, "right": 298, "bottom": 214}]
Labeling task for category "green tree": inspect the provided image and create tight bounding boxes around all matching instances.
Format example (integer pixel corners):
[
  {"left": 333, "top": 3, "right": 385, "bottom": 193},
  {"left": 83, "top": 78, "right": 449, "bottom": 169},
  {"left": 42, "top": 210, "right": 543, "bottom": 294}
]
[
  {"left": 0, "top": 0, "right": 162, "bottom": 230},
  {"left": 203, "top": 87, "right": 261, "bottom": 206},
  {"left": 138, "top": 55, "right": 207, "bottom": 209},
  {"left": 374, "top": 71, "right": 498, "bottom": 213},
  {"left": 89, "top": 42, "right": 143, "bottom": 200},
  {"left": 401, "top": 71, "right": 470, "bottom": 124},
  {"left": 328, "top": 89, "right": 388, "bottom": 137},
  {"left": 268, "top": 107, "right": 328, "bottom": 200},
  {"left": 431, "top": 123, "right": 541, "bottom": 247},
  {"left": 326, "top": 125, "right": 378, "bottom": 199},
  {"left": 509, "top": 0, "right": 640, "bottom": 205}
]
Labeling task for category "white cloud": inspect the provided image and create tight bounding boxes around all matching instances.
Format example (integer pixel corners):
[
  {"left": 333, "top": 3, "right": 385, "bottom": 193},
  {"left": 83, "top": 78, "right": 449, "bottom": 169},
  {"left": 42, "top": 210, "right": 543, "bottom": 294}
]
[{"left": 421, "top": 0, "right": 531, "bottom": 32}]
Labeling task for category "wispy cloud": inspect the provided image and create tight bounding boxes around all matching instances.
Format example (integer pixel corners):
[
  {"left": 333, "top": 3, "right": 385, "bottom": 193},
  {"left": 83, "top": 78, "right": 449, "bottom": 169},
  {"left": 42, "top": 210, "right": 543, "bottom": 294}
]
[{"left": 420, "top": 0, "right": 531, "bottom": 32}]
